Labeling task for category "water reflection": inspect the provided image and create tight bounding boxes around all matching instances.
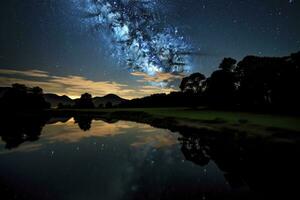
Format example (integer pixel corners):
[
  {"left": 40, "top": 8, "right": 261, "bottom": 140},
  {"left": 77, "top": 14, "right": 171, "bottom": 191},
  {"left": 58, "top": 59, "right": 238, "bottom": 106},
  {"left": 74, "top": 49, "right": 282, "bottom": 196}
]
[
  {"left": 0, "top": 115, "right": 299, "bottom": 199},
  {"left": 0, "top": 115, "right": 49, "bottom": 149},
  {"left": 0, "top": 116, "right": 177, "bottom": 152},
  {"left": 178, "top": 128, "right": 300, "bottom": 199},
  {"left": 74, "top": 115, "right": 93, "bottom": 131}
]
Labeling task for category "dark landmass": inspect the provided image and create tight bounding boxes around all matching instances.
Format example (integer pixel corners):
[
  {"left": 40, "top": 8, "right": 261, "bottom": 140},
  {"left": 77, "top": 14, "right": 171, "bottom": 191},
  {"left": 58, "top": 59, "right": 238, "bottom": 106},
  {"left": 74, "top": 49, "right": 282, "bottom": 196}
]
[
  {"left": 92, "top": 94, "right": 127, "bottom": 107},
  {"left": 43, "top": 93, "right": 126, "bottom": 108},
  {"left": 0, "top": 84, "right": 50, "bottom": 112},
  {"left": 44, "top": 93, "right": 74, "bottom": 107},
  {"left": 119, "top": 51, "right": 300, "bottom": 114}
]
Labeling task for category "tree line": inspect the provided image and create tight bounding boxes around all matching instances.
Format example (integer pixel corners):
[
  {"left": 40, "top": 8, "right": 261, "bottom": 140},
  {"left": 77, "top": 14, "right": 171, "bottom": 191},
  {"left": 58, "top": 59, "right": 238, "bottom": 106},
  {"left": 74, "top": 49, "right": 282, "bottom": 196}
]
[
  {"left": 0, "top": 85, "right": 113, "bottom": 111},
  {"left": 1, "top": 51, "right": 299, "bottom": 113},
  {"left": 120, "top": 51, "right": 300, "bottom": 112},
  {"left": 0, "top": 83, "right": 50, "bottom": 112}
]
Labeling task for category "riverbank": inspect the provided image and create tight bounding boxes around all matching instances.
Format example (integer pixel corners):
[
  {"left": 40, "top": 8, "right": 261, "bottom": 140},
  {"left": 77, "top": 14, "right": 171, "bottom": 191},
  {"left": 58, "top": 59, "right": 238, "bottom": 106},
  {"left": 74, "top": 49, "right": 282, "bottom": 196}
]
[{"left": 49, "top": 108, "right": 300, "bottom": 141}]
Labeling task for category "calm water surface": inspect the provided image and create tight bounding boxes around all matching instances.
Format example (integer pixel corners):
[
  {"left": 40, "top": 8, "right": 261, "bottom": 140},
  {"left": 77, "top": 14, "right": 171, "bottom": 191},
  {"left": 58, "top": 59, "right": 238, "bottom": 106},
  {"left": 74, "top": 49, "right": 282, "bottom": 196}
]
[{"left": 0, "top": 116, "right": 299, "bottom": 200}]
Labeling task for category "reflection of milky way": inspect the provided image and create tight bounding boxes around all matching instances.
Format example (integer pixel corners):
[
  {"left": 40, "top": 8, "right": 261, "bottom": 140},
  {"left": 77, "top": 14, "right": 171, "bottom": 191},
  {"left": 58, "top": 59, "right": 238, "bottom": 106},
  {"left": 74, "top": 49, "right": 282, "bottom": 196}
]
[{"left": 75, "top": 0, "right": 193, "bottom": 78}]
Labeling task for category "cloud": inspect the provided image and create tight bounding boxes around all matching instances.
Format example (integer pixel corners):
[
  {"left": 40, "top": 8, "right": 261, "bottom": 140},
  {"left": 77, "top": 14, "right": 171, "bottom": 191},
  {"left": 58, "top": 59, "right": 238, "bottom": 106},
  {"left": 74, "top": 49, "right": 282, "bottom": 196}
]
[
  {"left": 131, "top": 71, "right": 184, "bottom": 89},
  {"left": 0, "top": 69, "right": 179, "bottom": 99},
  {"left": 0, "top": 69, "right": 49, "bottom": 78},
  {"left": 138, "top": 85, "right": 177, "bottom": 95},
  {"left": 131, "top": 71, "right": 185, "bottom": 84}
]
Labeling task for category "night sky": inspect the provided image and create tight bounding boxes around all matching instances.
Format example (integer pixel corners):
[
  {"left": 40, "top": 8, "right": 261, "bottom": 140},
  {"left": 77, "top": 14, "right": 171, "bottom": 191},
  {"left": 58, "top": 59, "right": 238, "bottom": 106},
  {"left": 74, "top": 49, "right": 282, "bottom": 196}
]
[{"left": 0, "top": 0, "right": 299, "bottom": 99}]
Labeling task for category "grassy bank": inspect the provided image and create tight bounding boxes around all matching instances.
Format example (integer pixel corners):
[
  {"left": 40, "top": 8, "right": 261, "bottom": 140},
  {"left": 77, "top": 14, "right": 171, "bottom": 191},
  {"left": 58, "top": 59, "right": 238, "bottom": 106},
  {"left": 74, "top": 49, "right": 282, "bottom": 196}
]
[{"left": 51, "top": 107, "right": 300, "bottom": 133}]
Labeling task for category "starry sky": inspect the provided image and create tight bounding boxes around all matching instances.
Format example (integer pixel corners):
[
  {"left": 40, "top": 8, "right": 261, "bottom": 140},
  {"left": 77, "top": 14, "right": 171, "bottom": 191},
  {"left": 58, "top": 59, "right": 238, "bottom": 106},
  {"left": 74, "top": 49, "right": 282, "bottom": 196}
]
[{"left": 0, "top": 0, "right": 299, "bottom": 99}]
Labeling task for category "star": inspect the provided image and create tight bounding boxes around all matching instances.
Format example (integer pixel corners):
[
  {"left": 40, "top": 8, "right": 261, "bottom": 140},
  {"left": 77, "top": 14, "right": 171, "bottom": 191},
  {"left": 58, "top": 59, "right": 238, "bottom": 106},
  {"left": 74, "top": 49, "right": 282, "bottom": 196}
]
[{"left": 81, "top": 0, "right": 193, "bottom": 80}]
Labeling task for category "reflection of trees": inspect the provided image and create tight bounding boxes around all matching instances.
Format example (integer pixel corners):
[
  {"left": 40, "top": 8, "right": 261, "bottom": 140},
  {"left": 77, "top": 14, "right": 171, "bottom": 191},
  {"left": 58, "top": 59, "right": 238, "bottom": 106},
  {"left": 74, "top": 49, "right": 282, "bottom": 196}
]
[
  {"left": 178, "top": 128, "right": 300, "bottom": 198},
  {"left": 179, "top": 136, "right": 210, "bottom": 166},
  {"left": 0, "top": 115, "right": 48, "bottom": 149},
  {"left": 74, "top": 115, "right": 93, "bottom": 131}
]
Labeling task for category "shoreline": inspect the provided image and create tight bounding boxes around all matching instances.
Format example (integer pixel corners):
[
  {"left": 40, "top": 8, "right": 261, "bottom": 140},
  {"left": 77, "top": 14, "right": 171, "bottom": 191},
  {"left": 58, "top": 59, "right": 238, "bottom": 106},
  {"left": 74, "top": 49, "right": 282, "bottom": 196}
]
[{"left": 48, "top": 108, "right": 300, "bottom": 140}]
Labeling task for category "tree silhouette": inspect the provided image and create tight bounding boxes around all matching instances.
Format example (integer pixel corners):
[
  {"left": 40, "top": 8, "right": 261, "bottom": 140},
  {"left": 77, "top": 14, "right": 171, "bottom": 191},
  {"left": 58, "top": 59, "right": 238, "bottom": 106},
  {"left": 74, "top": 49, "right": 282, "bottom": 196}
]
[
  {"left": 0, "top": 84, "right": 50, "bottom": 111},
  {"left": 205, "top": 58, "right": 237, "bottom": 106},
  {"left": 179, "top": 72, "right": 206, "bottom": 94},
  {"left": 120, "top": 51, "right": 300, "bottom": 112},
  {"left": 0, "top": 115, "right": 49, "bottom": 149},
  {"left": 74, "top": 93, "right": 95, "bottom": 109},
  {"left": 219, "top": 57, "right": 237, "bottom": 71},
  {"left": 74, "top": 115, "right": 93, "bottom": 131}
]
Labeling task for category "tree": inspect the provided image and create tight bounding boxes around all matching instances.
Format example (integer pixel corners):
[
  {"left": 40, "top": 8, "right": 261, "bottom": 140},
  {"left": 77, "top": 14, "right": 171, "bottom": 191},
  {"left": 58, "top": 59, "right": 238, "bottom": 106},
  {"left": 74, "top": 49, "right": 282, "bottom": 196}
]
[
  {"left": 205, "top": 58, "right": 237, "bottom": 106},
  {"left": 180, "top": 73, "right": 206, "bottom": 94},
  {"left": 219, "top": 57, "right": 237, "bottom": 71},
  {"left": 12, "top": 83, "right": 27, "bottom": 92},
  {"left": 235, "top": 56, "right": 285, "bottom": 107},
  {"left": 74, "top": 93, "right": 95, "bottom": 109},
  {"left": 32, "top": 86, "right": 43, "bottom": 95},
  {"left": 0, "top": 84, "right": 50, "bottom": 111},
  {"left": 74, "top": 116, "right": 93, "bottom": 131}
]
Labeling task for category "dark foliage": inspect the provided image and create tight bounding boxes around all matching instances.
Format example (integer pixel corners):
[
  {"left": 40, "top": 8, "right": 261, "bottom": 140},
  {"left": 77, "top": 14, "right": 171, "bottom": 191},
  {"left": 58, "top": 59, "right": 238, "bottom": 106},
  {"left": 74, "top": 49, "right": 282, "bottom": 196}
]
[
  {"left": 0, "top": 84, "right": 50, "bottom": 112},
  {"left": 205, "top": 58, "right": 237, "bottom": 106},
  {"left": 179, "top": 72, "right": 206, "bottom": 94},
  {"left": 57, "top": 102, "right": 73, "bottom": 109},
  {"left": 74, "top": 115, "right": 93, "bottom": 131},
  {"left": 0, "top": 115, "right": 49, "bottom": 149},
  {"left": 120, "top": 51, "right": 300, "bottom": 112},
  {"left": 177, "top": 127, "right": 300, "bottom": 199},
  {"left": 236, "top": 53, "right": 300, "bottom": 110},
  {"left": 74, "top": 93, "right": 95, "bottom": 109}
]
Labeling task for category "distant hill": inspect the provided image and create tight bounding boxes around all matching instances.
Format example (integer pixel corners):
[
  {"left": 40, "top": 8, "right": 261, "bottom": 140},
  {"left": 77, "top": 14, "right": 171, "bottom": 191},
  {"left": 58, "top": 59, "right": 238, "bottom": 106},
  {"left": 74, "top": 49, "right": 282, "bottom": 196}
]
[
  {"left": 44, "top": 93, "right": 127, "bottom": 108},
  {"left": 1, "top": 87, "right": 127, "bottom": 108},
  {"left": 92, "top": 94, "right": 127, "bottom": 107},
  {"left": 44, "top": 94, "right": 74, "bottom": 108}
]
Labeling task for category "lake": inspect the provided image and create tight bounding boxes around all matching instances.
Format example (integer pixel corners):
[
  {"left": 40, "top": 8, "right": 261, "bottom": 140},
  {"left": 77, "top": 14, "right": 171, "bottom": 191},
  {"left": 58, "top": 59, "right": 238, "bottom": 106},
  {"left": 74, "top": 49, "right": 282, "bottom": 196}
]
[{"left": 0, "top": 116, "right": 299, "bottom": 200}]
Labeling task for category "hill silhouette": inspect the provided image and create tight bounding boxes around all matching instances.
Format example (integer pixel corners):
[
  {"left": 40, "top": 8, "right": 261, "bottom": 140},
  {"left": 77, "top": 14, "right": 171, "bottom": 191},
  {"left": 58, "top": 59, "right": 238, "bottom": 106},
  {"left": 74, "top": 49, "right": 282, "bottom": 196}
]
[
  {"left": 92, "top": 94, "right": 127, "bottom": 108},
  {"left": 44, "top": 93, "right": 127, "bottom": 108},
  {"left": 44, "top": 93, "right": 74, "bottom": 107}
]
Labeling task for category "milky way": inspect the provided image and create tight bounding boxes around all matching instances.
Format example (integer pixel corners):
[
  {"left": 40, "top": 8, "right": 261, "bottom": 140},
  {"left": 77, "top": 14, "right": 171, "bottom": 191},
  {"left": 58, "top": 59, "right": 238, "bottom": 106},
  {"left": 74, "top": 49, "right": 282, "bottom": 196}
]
[{"left": 74, "top": 0, "right": 193, "bottom": 79}]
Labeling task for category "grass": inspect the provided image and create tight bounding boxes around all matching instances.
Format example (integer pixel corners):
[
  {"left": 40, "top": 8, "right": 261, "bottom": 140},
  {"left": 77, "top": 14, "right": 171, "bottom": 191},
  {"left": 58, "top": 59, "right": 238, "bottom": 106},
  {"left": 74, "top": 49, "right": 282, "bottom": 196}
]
[{"left": 54, "top": 107, "right": 300, "bottom": 132}]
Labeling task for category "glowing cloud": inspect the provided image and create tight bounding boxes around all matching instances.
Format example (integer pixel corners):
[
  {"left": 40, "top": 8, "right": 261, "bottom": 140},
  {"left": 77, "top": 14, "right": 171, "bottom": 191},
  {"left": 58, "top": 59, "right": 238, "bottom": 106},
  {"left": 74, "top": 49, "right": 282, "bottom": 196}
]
[{"left": 0, "top": 68, "right": 178, "bottom": 99}]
